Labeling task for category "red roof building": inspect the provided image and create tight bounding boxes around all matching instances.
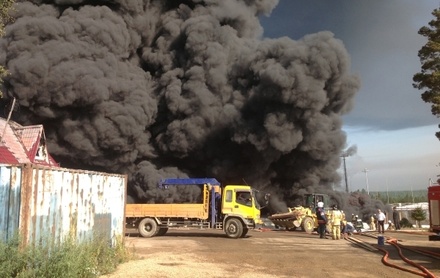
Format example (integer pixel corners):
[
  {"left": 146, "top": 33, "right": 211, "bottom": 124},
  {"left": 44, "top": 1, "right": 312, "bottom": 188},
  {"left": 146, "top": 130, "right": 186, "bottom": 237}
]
[{"left": 0, "top": 118, "right": 59, "bottom": 166}]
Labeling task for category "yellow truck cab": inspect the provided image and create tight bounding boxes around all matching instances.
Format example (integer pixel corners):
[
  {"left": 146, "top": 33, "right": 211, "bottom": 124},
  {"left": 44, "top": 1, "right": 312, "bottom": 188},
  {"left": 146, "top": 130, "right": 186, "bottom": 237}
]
[
  {"left": 220, "top": 185, "right": 262, "bottom": 237},
  {"left": 125, "top": 178, "right": 262, "bottom": 238}
]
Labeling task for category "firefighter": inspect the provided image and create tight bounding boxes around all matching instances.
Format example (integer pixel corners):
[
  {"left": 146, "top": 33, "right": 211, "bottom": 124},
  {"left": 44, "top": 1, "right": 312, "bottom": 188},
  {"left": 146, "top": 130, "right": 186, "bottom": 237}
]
[
  {"left": 370, "top": 215, "right": 376, "bottom": 231},
  {"left": 341, "top": 210, "right": 346, "bottom": 222},
  {"left": 351, "top": 213, "right": 356, "bottom": 223},
  {"left": 330, "top": 205, "right": 343, "bottom": 240},
  {"left": 316, "top": 201, "right": 327, "bottom": 239},
  {"left": 370, "top": 214, "right": 377, "bottom": 231},
  {"left": 341, "top": 220, "right": 355, "bottom": 239},
  {"left": 387, "top": 220, "right": 395, "bottom": 231}
]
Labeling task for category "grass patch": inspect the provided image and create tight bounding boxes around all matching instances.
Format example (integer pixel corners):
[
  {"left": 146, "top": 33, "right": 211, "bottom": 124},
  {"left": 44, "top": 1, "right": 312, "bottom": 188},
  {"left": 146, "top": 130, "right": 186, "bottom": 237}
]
[{"left": 0, "top": 235, "right": 133, "bottom": 278}]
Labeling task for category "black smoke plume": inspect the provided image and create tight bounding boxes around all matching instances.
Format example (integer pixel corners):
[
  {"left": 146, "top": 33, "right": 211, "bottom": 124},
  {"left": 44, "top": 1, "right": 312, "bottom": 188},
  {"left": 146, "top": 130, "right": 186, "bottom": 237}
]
[{"left": 0, "top": 0, "right": 365, "bottom": 211}]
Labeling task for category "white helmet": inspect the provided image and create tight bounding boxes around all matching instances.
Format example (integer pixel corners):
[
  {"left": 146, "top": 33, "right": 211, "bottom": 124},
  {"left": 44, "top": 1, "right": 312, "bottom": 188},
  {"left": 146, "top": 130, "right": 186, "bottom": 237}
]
[{"left": 317, "top": 202, "right": 324, "bottom": 208}]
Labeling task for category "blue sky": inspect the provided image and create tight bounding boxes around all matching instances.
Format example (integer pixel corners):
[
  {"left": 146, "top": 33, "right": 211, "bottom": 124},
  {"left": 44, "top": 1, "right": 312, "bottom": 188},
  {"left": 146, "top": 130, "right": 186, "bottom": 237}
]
[{"left": 260, "top": 0, "right": 440, "bottom": 191}]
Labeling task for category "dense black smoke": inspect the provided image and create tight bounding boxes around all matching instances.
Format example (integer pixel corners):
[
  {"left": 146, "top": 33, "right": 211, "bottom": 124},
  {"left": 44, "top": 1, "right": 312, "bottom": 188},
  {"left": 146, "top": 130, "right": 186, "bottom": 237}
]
[
  {"left": 0, "top": 0, "right": 364, "bottom": 210},
  {"left": 341, "top": 145, "right": 357, "bottom": 157}
]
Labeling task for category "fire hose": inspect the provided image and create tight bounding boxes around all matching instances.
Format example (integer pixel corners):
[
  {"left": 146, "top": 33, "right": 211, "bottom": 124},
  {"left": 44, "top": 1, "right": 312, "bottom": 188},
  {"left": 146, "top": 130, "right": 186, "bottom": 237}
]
[
  {"left": 377, "top": 238, "right": 436, "bottom": 278},
  {"left": 377, "top": 236, "right": 437, "bottom": 278},
  {"left": 347, "top": 233, "right": 438, "bottom": 278}
]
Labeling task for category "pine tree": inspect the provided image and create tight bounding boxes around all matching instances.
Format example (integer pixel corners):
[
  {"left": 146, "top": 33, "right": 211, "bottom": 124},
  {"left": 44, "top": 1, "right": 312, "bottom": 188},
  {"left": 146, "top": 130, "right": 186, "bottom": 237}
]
[
  {"left": 413, "top": 8, "right": 440, "bottom": 139},
  {"left": 0, "top": 0, "right": 14, "bottom": 98},
  {"left": 410, "top": 207, "right": 427, "bottom": 228}
]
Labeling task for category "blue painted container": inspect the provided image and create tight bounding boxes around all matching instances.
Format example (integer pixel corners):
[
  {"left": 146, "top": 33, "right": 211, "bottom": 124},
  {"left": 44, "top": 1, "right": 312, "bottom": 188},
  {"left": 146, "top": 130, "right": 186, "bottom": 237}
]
[{"left": 378, "top": 235, "right": 385, "bottom": 245}]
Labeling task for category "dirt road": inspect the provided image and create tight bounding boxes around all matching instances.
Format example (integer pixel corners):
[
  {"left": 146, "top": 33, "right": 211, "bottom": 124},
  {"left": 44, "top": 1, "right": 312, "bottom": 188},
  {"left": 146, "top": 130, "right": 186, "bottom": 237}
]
[{"left": 102, "top": 229, "right": 440, "bottom": 278}]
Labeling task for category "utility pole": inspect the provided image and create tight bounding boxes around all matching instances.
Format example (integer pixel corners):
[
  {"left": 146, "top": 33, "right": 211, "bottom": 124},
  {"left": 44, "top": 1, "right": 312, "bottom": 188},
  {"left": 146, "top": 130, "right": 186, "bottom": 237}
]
[
  {"left": 341, "top": 154, "right": 349, "bottom": 193},
  {"left": 362, "top": 168, "right": 370, "bottom": 195},
  {"left": 0, "top": 98, "right": 16, "bottom": 144},
  {"left": 340, "top": 145, "right": 357, "bottom": 193},
  {"left": 386, "top": 178, "right": 389, "bottom": 204},
  {"left": 411, "top": 185, "right": 414, "bottom": 204}
]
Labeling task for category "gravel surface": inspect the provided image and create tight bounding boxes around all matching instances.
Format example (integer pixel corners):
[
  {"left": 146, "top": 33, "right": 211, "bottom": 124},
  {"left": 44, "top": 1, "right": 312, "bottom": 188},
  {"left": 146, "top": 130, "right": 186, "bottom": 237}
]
[{"left": 101, "top": 229, "right": 440, "bottom": 278}]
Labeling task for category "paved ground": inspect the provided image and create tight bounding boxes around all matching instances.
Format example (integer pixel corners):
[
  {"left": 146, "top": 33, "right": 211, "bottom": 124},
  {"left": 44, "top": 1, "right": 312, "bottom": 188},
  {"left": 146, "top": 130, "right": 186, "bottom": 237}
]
[{"left": 102, "top": 229, "right": 440, "bottom": 278}]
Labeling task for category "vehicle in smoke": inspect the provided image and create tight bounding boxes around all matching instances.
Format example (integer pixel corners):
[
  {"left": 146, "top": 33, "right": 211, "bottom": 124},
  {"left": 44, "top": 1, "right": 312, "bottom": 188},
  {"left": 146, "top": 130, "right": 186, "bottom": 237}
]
[
  {"left": 268, "top": 193, "right": 335, "bottom": 234},
  {"left": 125, "top": 178, "right": 267, "bottom": 239}
]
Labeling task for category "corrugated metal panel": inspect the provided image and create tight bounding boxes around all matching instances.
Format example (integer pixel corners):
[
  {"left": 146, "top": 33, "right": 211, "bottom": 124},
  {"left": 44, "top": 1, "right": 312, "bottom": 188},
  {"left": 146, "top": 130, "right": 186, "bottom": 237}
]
[
  {"left": 0, "top": 164, "right": 126, "bottom": 247},
  {"left": 0, "top": 165, "right": 22, "bottom": 241}
]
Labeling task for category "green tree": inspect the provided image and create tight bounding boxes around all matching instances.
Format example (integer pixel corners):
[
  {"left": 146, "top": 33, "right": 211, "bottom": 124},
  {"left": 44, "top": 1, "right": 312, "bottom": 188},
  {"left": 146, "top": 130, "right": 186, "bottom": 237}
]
[
  {"left": 413, "top": 8, "right": 440, "bottom": 139},
  {"left": 0, "top": 0, "right": 14, "bottom": 98},
  {"left": 410, "top": 207, "right": 427, "bottom": 228}
]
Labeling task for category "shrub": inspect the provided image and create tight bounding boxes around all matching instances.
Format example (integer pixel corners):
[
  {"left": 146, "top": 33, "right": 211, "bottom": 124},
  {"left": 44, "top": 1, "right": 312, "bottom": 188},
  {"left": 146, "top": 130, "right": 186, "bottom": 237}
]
[
  {"left": 0, "top": 235, "right": 131, "bottom": 278},
  {"left": 410, "top": 207, "right": 427, "bottom": 228},
  {"left": 0, "top": 235, "right": 27, "bottom": 278}
]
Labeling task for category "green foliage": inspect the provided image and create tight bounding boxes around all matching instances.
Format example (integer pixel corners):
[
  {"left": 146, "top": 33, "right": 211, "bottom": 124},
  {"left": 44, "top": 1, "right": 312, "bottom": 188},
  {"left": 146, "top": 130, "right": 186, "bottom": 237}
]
[
  {"left": 413, "top": 8, "right": 440, "bottom": 139},
  {"left": 0, "top": 235, "right": 132, "bottom": 278},
  {"left": 372, "top": 190, "right": 427, "bottom": 204},
  {"left": 0, "top": 0, "right": 14, "bottom": 98},
  {"left": 0, "top": 0, "right": 14, "bottom": 30},
  {"left": 410, "top": 206, "right": 427, "bottom": 228},
  {"left": 0, "top": 235, "right": 27, "bottom": 277}
]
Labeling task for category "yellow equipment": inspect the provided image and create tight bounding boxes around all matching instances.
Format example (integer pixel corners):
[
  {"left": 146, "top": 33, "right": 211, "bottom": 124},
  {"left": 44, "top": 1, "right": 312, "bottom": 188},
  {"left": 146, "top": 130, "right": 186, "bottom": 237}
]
[{"left": 268, "top": 194, "right": 333, "bottom": 234}]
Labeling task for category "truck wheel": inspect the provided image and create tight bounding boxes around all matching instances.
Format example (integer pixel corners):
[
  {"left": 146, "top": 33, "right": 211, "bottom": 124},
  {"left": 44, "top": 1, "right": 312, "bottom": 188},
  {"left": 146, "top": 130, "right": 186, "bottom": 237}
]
[
  {"left": 240, "top": 227, "right": 249, "bottom": 238},
  {"left": 225, "top": 218, "right": 243, "bottom": 239},
  {"left": 138, "top": 218, "right": 157, "bottom": 238},
  {"left": 302, "top": 217, "right": 314, "bottom": 234},
  {"left": 156, "top": 228, "right": 168, "bottom": 236}
]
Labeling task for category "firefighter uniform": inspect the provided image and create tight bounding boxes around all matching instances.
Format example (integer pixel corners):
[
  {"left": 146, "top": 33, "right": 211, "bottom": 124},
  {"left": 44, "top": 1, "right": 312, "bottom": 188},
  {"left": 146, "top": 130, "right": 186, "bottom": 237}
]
[
  {"left": 330, "top": 206, "right": 343, "bottom": 240},
  {"left": 370, "top": 215, "right": 376, "bottom": 231},
  {"left": 316, "top": 202, "right": 327, "bottom": 239}
]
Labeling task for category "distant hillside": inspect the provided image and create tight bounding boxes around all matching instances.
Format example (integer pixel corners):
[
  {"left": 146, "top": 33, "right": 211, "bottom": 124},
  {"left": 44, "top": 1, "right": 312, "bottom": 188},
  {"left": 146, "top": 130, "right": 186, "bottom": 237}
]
[{"left": 366, "top": 190, "right": 427, "bottom": 204}]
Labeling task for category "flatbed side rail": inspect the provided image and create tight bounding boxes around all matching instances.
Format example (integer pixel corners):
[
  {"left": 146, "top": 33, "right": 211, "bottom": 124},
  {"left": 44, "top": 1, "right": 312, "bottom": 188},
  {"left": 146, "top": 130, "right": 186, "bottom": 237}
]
[{"left": 126, "top": 203, "right": 208, "bottom": 219}]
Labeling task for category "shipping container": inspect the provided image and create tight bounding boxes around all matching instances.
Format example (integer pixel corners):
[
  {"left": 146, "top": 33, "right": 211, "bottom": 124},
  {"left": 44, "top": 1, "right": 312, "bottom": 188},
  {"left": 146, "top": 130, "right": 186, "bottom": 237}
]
[
  {"left": 0, "top": 164, "right": 127, "bottom": 247},
  {"left": 0, "top": 165, "right": 22, "bottom": 242}
]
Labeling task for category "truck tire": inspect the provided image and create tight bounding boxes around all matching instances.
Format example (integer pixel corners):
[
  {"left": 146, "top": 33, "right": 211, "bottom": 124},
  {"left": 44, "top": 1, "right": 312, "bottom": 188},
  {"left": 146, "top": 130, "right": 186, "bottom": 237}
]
[
  {"left": 156, "top": 228, "right": 168, "bottom": 236},
  {"left": 302, "top": 217, "right": 314, "bottom": 234},
  {"left": 138, "top": 218, "right": 157, "bottom": 238},
  {"left": 225, "top": 218, "right": 243, "bottom": 239},
  {"left": 240, "top": 227, "right": 249, "bottom": 238}
]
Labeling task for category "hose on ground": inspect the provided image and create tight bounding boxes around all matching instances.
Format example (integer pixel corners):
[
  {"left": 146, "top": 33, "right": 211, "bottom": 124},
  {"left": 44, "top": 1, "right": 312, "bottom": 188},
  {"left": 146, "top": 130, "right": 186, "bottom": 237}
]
[
  {"left": 375, "top": 237, "right": 437, "bottom": 278},
  {"left": 350, "top": 233, "right": 437, "bottom": 278}
]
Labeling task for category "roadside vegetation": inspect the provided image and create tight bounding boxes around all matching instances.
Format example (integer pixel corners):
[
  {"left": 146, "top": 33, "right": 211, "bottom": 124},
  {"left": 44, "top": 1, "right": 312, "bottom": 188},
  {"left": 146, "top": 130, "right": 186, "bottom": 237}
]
[
  {"left": 0, "top": 235, "right": 132, "bottom": 278},
  {"left": 360, "top": 189, "right": 428, "bottom": 204}
]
